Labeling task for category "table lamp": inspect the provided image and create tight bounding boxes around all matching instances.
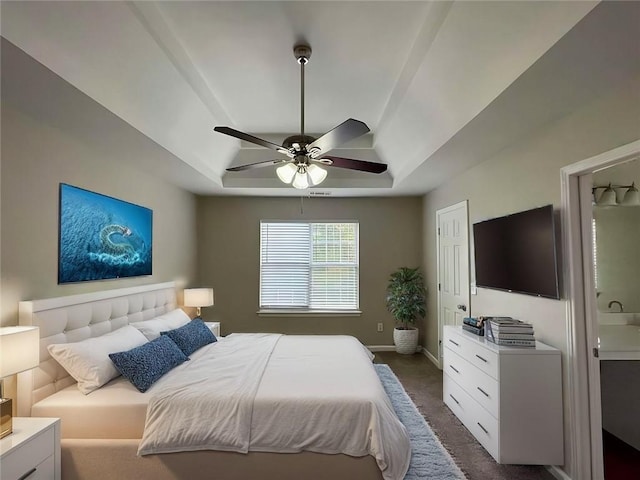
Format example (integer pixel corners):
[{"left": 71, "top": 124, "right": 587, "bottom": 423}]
[
  {"left": 0, "top": 326, "right": 40, "bottom": 438},
  {"left": 183, "top": 288, "right": 214, "bottom": 318}
]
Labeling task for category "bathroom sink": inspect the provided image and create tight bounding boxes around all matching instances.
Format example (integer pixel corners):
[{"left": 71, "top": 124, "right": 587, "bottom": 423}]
[{"left": 597, "top": 312, "right": 638, "bottom": 326}]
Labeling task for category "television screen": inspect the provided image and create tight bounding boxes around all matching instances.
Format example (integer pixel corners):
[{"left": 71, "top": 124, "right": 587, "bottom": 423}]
[
  {"left": 59, "top": 184, "right": 153, "bottom": 283},
  {"left": 473, "top": 205, "right": 559, "bottom": 299}
]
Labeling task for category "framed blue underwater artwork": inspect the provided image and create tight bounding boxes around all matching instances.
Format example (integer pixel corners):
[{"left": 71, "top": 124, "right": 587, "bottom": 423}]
[{"left": 58, "top": 184, "right": 153, "bottom": 283}]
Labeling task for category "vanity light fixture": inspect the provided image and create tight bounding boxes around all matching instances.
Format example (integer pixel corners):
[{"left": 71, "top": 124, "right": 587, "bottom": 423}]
[{"left": 592, "top": 183, "right": 639, "bottom": 207}]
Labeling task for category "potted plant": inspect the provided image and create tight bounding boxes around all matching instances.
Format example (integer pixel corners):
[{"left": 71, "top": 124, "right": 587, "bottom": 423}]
[{"left": 386, "top": 267, "right": 426, "bottom": 354}]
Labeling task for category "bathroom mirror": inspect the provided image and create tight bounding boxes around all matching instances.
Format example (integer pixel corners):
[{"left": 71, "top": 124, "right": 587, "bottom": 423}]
[{"left": 592, "top": 158, "right": 640, "bottom": 314}]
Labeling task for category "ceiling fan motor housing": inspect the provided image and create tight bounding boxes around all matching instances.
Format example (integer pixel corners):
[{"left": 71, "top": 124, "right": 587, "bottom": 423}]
[
  {"left": 293, "top": 44, "right": 311, "bottom": 64},
  {"left": 283, "top": 134, "right": 316, "bottom": 150}
]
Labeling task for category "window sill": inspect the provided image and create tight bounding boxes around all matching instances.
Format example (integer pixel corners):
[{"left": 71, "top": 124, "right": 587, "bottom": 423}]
[{"left": 257, "top": 309, "right": 362, "bottom": 317}]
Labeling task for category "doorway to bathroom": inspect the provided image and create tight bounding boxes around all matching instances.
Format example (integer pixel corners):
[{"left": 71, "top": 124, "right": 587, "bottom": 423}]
[{"left": 562, "top": 139, "right": 640, "bottom": 480}]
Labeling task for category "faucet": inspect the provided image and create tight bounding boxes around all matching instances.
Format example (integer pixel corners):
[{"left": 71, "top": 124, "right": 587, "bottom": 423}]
[{"left": 608, "top": 300, "right": 624, "bottom": 312}]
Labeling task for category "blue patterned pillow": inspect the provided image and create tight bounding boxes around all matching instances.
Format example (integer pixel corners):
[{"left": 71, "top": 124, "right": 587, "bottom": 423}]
[
  {"left": 109, "top": 335, "right": 188, "bottom": 392},
  {"left": 161, "top": 318, "right": 217, "bottom": 356}
]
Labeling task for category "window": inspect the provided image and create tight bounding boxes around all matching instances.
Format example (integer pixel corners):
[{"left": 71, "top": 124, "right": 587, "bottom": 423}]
[{"left": 260, "top": 221, "right": 359, "bottom": 311}]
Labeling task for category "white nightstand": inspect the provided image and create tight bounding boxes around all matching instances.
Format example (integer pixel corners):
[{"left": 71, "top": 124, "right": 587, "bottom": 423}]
[
  {"left": 205, "top": 321, "right": 221, "bottom": 337},
  {"left": 0, "top": 417, "right": 61, "bottom": 480}
]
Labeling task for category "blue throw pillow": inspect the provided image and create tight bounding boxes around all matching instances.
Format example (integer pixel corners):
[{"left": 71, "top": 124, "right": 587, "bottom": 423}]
[
  {"left": 161, "top": 318, "right": 217, "bottom": 356},
  {"left": 109, "top": 335, "right": 188, "bottom": 393}
]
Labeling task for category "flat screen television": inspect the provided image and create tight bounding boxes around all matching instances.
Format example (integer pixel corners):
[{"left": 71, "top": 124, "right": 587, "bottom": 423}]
[
  {"left": 59, "top": 184, "right": 153, "bottom": 283},
  {"left": 473, "top": 204, "right": 560, "bottom": 299}
]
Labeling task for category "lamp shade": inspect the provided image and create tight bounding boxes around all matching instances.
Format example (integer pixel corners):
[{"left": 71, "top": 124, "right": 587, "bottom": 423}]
[
  {"left": 183, "top": 288, "right": 214, "bottom": 308},
  {"left": 307, "top": 164, "right": 327, "bottom": 186},
  {"left": 276, "top": 163, "right": 297, "bottom": 184},
  {"left": 0, "top": 326, "right": 39, "bottom": 378},
  {"left": 292, "top": 171, "right": 310, "bottom": 189},
  {"left": 597, "top": 185, "right": 617, "bottom": 206},
  {"left": 621, "top": 183, "right": 640, "bottom": 206}
]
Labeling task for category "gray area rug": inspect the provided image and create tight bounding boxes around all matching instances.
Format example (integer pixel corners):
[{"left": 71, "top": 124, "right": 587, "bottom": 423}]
[{"left": 375, "top": 363, "right": 467, "bottom": 480}]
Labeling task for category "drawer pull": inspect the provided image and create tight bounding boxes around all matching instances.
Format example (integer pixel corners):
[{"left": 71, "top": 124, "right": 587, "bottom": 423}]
[
  {"left": 449, "top": 394, "right": 460, "bottom": 405},
  {"left": 477, "top": 386, "right": 489, "bottom": 397},
  {"left": 477, "top": 422, "right": 489, "bottom": 434},
  {"left": 475, "top": 354, "right": 488, "bottom": 363},
  {"left": 448, "top": 339, "right": 460, "bottom": 347},
  {"left": 18, "top": 468, "right": 37, "bottom": 480},
  {"left": 449, "top": 365, "right": 460, "bottom": 374}
]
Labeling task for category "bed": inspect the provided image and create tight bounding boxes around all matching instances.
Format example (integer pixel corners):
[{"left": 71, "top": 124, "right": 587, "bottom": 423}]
[{"left": 17, "top": 282, "right": 411, "bottom": 480}]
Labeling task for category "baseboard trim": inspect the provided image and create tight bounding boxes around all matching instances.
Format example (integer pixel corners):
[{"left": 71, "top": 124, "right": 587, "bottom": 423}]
[
  {"left": 367, "top": 345, "right": 396, "bottom": 352},
  {"left": 422, "top": 347, "right": 440, "bottom": 368},
  {"left": 367, "top": 345, "right": 426, "bottom": 353},
  {"left": 546, "top": 465, "right": 571, "bottom": 480}
]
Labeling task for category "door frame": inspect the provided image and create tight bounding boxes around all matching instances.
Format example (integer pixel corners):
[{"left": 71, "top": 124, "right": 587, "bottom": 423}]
[
  {"left": 561, "top": 139, "right": 640, "bottom": 479},
  {"left": 436, "top": 200, "right": 470, "bottom": 368}
]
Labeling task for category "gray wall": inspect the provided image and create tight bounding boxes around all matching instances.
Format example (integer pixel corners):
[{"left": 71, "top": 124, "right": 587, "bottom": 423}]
[
  {"left": 0, "top": 46, "right": 198, "bottom": 328},
  {"left": 422, "top": 76, "right": 640, "bottom": 476},
  {"left": 196, "top": 196, "right": 423, "bottom": 345}
]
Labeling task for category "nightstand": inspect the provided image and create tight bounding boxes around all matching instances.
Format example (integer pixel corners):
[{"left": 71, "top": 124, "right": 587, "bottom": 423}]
[
  {"left": 0, "top": 417, "right": 61, "bottom": 480},
  {"left": 205, "top": 321, "right": 221, "bottom": 337}
]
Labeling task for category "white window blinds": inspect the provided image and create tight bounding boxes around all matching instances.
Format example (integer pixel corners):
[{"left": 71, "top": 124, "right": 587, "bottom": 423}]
[{"left": 260, "top": 222, "right": 359, "bottom": 310}]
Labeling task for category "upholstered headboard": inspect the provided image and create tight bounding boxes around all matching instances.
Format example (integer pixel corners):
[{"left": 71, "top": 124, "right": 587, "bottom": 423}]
[{"left": 17, "top": 282, "right": 177, "bottom": 416}]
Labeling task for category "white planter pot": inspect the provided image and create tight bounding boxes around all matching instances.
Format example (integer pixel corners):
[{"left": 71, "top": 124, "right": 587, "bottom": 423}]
[{"left": 393, "top": 327, "right": 419, "bottom": 354}]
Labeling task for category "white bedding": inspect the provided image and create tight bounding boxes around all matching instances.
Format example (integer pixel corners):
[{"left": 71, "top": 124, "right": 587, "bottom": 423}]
[{"left": 138, "top": 334, "right": 411, "bottom": 480}]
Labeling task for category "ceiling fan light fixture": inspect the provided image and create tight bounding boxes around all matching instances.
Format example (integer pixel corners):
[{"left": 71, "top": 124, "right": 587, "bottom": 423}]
[
  {"left": 307, "top": 164, "right": 327, "bottom": 186},
  {"left": 276, "top": 163, "right": 297, "bottom": 183}
]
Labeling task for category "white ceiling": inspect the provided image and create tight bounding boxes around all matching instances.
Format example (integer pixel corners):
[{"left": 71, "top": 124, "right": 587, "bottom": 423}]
[{"left": 2, "top": 1, "right": 638, "bottom": 197}]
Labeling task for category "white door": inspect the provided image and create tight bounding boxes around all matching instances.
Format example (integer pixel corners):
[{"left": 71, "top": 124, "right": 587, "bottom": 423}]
[{"left": 437, "top": 201, "right": 470, "bottom": 365}]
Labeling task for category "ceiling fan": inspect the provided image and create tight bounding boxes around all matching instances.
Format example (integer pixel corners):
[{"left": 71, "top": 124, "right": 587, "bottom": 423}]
[{"left": 214, "top": 44, "right": 387, "bottom": 189}]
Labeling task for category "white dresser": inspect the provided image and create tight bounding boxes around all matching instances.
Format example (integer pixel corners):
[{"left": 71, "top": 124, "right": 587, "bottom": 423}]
[
  {"left": 0, "top": 417, "right": 61, "bottom": 480},
  {"left": 443, "top": 325, "right": 563, "bottom": 465}
]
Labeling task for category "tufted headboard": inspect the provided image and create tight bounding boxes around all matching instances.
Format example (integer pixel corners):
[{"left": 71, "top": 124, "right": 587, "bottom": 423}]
[{"left": 17, "top": 282, "right": 177, "bottom": 416}]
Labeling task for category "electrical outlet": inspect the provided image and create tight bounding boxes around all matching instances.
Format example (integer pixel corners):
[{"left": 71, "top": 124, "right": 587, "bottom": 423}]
[{"left": 377, "top": 322, "right": 383, "bottom": 332}]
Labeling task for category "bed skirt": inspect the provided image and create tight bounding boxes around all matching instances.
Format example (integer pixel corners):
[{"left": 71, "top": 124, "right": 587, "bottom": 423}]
[{"left": 61, "top": 439, "right": 385, "bottom": 480}]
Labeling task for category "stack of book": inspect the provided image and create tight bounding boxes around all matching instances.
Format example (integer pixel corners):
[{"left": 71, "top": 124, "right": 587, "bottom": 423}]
[
  {"left": 482, "top": 316, "right": 536, "bottom": 348},
  {"left": 462, "top": 317, "right": 484, "bottom": 336}
]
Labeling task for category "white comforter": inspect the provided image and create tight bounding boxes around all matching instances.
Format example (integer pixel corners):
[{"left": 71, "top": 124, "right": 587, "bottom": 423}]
[{"left": 138, "top": 334, "right": 411, "bottom": 480}]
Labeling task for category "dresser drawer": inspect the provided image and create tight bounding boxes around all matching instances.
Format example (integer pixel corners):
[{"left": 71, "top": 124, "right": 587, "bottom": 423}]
[
  {"left": 444, "top": 370, "right": 500, "bottom": 461},
  {"left": 444, "top": 326, "right": 498, "bottom": 379},
  {"left": 466, "top": 398, "right": 500, "bottom": 460},
  {"left": 19, "top": 454, "right": 55, "bottom": 480},
  {"left": 443, "top": 372, "right": 472, "bottom": 426},
  {"left": 445, "top": 348, "right": 499, "bottom": 418},
  {"left": 2, "top": 427, "right": 54, "bottom": 480}
]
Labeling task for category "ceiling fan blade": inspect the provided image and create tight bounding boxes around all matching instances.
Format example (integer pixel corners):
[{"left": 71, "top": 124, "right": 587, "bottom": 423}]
[
  {"left": 318, "top": 156, "right": 387, "bottom": 174},
  {"left": 226, "top": 159, "right": 290, "bottom": 172},
  {"left": 307, "top": 119, "right": 370, "bottom": 155},
  {"left": 214, "top": 126, "right": 290, "bottom": 155}
]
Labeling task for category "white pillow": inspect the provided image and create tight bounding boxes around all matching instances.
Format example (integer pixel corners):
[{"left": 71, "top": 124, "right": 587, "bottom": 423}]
[
  {"left": 157, "top": 309, "right": 191, "bottom": 329},
  {"left": 129, "top": 309, "right": 191, "bottom": 341},
  {"left": 48, "top": 325, "right": 148, "bottom": 394}
]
